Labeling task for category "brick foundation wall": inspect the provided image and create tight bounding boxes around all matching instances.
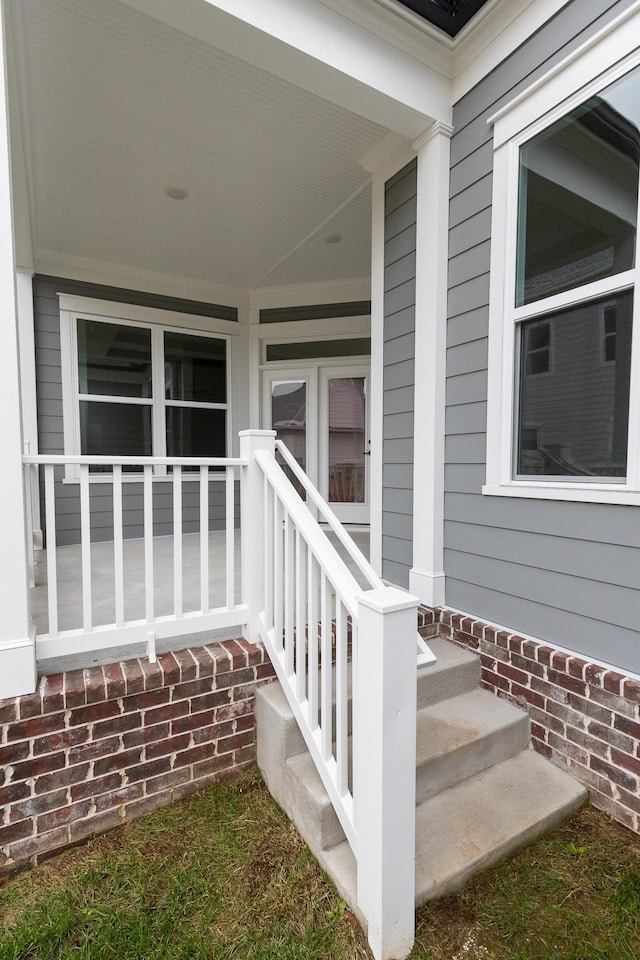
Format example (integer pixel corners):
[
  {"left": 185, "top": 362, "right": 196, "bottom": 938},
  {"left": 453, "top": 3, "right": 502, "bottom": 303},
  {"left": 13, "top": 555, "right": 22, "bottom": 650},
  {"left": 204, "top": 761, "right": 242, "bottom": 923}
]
[
  {"left": 0, "top": 638, "right": 275, "bottom": 875},
  {"left": 419, "top": 606, "right": 640, "bottom": 833}
]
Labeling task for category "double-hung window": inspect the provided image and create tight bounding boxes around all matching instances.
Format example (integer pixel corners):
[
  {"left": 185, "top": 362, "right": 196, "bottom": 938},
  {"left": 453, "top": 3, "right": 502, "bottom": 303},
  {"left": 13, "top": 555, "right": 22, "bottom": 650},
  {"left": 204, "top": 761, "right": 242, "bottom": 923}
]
[
  {"left": 485, "top": 8, "right": 640, "bottom": 503},
  {"left": 62, "top": 299, "right": 231, "bottom": 474}
]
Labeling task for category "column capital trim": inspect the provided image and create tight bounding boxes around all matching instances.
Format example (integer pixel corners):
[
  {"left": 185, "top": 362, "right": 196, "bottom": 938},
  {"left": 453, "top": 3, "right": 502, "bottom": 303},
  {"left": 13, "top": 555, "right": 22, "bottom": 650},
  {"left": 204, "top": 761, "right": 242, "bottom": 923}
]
[{"left": 412, "top": 121, "right": 454, "bottom": 152}]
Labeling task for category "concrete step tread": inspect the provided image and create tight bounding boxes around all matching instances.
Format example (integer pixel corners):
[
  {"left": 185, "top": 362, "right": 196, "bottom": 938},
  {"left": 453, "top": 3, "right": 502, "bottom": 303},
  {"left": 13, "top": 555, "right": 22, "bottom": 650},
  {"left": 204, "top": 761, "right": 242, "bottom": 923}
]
[
  {"left": 256, "top": 636, "right": 482, "bottom": 763},
  {"left": 306, "top": 748, "right": 587, "bottom": 921},
  {"left": 417, "top": 638, "right": 480, "bottom": 707},
  {"left": 286, "top": 687, "right": 531, "bottom": 829},
  {"left": 417, "top": 688, "right": 528, "bottom": 765},
  {"left": 414, "top": 749, "right": 588, "bottom": 904}
]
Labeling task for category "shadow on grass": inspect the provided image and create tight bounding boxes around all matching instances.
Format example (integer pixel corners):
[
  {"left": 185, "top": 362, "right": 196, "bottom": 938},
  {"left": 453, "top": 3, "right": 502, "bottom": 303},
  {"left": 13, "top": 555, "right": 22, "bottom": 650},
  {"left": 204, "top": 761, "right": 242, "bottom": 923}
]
[{"left": 0, "top": 770, "right": 639, "bottom": 960}]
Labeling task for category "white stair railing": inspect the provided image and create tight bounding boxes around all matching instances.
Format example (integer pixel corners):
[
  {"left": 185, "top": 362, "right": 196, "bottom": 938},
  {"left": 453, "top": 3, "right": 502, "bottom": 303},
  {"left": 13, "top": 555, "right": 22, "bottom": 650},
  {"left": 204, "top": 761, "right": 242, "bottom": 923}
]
[
  {"left": 274, "top": 438, "right": 436, "bottom": 668},
  {"left": 240, "top": 430, "right": 424, "bottom": 960}
]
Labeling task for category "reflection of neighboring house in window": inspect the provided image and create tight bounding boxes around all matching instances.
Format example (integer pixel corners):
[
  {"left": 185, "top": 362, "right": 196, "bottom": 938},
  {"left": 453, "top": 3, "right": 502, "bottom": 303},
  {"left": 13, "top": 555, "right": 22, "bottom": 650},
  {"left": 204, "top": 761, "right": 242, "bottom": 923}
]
[
  {"left": 516, "top": 93, "right": 639, "bottom": 478},
  {"left": 328, "top": 378, "right": 366, "bottom": 503},
  {"left": 271, "top": 381, "right": 307, "bottom": 466},
  {"left": 518, "top": 294, "right": 633, "bottom": 476},
  {"left": 328, "top": 377, "right": 365, "bottom": 463},
  {"left": 603, "top": 304, "right": 617, "bottom": 362}
]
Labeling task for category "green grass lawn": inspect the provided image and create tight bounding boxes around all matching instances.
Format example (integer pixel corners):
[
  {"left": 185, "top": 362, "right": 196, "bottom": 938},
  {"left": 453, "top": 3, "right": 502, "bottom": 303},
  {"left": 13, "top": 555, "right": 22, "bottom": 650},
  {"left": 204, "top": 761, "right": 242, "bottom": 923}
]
[{"left": 1, "top": 769, "right": 639, "bottom": 960}]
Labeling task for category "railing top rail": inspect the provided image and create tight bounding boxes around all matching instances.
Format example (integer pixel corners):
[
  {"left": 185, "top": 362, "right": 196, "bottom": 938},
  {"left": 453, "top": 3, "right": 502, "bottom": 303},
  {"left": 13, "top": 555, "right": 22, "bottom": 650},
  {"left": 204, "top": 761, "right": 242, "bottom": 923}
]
[
  {"left": 23, "top": 455, "right": 248, "bottom": 467},
  {"left": 274, "top": 439, "right": 384, "bottom": 591},
  {"left": 256, "top": 448, "right": 362, "bottom": 617}
]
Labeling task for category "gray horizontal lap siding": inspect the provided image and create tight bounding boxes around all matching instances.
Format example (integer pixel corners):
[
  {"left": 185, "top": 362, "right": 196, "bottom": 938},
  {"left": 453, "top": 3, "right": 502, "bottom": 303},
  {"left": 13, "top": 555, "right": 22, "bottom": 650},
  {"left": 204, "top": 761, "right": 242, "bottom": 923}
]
[
  {"left": 33, "top": 277, "right": 237, "bottom": 547},
  {"left": 382, "top": 161, "right": 417, "bottom": 587},
  {"left": 445, "top": 0, "right": 640, "bottom": 674}
]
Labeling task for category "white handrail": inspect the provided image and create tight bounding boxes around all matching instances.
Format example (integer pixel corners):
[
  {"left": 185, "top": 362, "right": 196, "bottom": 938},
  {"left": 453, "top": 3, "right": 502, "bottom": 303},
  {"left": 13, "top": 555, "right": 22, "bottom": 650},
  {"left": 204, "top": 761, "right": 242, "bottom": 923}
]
[
  {"left": 275, "top": 439, "right": 436, "bottom": 667},
  {"left": 275, "top": 439, "right": 383, "bottom": 589},
  {"left": 256, "top": 449, "right": 362, "bottom": 616},
  {"left": 23, "top": 454, "right": 246, "bottom": 467}
]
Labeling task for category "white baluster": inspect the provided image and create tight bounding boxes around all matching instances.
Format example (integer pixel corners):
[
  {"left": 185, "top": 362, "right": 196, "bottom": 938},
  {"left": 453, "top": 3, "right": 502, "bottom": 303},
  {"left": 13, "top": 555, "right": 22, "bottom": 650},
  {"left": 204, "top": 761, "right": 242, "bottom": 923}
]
[
  {"left": 144, "top": 465, "right": 154, "bottom": 622},
  {"left": 113, "top": 465, "right": 124, "bottom": 628},
  {"left": 264, "top": 474, "right": 274, "bottom": 629},
  {"left": 273, "top": 493, "right": 283, "bottom": 652},
  {"left": 284, "top": 511, "right": 294, "bottom": 676},
  {"left": 173, "top": 465, "right": 182, "bottom": 618},
  {"left": 335, "top": 600, "right": 348, "bottom": 795},
  {"left": 295, "top": 530, "right": 305, "bottom": 702},
  {"left": 320, "top": 573, "right": 332, "bottom": 761},
  {"left": 79, "top": 464, "right": 92, "bottom": 632},
  {"left": 307, "top": 551, "right": 318, "bottom": 729},
  {"left": 226, "top": 464, "right": 234, "bottom": 609},
  {"left": 44, "top": 464, "right": 58, "bottom": 638},
  {"left": 200, "top": 465, "right": 209, "bottom": 614}
]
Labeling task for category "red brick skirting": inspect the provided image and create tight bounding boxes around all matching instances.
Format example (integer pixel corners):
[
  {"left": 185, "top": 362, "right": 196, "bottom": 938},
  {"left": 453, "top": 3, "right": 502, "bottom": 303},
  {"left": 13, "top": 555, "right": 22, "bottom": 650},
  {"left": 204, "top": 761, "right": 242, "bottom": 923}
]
[
  {"left": 0, "top": 638, "right": 275, "bottom": 875},
  {"left": 419, "top": 606, "right": 640, "bottom": 833}
]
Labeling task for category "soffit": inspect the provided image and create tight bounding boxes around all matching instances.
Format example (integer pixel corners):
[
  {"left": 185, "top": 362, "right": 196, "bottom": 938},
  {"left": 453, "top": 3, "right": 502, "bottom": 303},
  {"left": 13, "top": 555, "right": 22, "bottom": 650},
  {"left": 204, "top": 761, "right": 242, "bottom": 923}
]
[{"left": 13, "top": 0, "right": 390, "bottom": 294}]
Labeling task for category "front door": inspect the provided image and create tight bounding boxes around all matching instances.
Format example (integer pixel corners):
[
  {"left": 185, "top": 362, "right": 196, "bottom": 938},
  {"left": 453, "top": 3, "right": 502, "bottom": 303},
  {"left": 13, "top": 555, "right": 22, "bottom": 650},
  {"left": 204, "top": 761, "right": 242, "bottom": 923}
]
[{"left": 263, "top": 363, "right": 369, "bottom": 524}]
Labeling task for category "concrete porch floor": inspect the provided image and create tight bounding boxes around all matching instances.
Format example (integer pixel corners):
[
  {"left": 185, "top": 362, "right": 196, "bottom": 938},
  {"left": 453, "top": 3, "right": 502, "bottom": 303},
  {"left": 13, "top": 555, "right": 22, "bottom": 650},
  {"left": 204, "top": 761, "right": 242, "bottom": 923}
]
[{"left": 30, "top": 527, "right": 370, "bottom": 675}]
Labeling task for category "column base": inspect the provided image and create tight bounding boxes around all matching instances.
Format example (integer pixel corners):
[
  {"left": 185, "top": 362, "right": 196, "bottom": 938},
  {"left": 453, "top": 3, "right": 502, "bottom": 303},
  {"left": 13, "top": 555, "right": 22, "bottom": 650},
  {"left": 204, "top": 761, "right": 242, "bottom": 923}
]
[
  {"left": 409, "top": 567, "right": 445, "bottom": 608},
  {"left": 0, "top": 633, "right": 37, "bottom": 699}
]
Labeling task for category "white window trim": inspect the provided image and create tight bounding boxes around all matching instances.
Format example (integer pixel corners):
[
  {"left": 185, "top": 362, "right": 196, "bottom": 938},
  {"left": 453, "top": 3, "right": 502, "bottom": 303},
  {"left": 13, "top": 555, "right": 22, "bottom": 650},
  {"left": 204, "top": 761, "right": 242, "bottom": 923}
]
[
  {"left": 484, "top": 2, "right": 640, "bottom": 505},
  {"left": 59, "top": 295, "right": 238, "bottom": 481}
]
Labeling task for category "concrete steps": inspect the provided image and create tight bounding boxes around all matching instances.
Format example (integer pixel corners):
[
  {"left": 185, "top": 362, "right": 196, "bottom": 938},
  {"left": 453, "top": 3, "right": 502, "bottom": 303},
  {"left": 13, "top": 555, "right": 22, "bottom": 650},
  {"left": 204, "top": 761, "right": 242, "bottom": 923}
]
[{"left": 255, "top": 636, "right": 587, "bottom": 921}]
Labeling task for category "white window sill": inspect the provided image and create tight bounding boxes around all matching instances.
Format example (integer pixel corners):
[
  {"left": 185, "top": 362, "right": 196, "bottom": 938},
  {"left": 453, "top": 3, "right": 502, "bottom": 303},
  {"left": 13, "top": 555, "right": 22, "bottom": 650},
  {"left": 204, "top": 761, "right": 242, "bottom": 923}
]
[{"left": 482, "top": 482, "right": 640, "bottom": 506}]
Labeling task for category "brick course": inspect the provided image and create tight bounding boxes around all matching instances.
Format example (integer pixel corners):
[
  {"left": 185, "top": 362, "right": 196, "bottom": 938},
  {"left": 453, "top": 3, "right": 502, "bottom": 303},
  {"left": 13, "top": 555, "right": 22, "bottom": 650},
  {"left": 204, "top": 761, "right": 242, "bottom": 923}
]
[
  {"left": 419, "top": 605, "right": 640, "bottom": 834},
  {"left": 0, "top": 638, "right": 275, "bottom": 876}
]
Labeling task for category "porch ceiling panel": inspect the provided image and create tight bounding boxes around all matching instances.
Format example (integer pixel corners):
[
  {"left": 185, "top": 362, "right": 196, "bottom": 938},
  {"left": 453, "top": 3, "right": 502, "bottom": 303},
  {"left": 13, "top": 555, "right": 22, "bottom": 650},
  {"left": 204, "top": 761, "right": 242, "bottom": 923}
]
[{"left": 13, "top": 0, "right": 390, "bottom": 292}]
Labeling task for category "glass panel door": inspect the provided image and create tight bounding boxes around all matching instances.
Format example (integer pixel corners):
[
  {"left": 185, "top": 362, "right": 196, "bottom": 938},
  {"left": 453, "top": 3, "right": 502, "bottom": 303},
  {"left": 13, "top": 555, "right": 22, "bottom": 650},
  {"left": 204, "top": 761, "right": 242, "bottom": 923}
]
[
  {"left": 263, "top": 370, "right": 317, "bottom": 499},
  {"left": 320, "top": 366, "right": 369, "bottom": 524}
]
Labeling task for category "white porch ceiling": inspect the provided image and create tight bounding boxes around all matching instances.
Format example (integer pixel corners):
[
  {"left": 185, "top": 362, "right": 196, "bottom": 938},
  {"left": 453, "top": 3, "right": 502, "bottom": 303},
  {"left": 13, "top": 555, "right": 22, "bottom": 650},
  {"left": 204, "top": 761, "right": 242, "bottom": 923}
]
[{"left": 11, "top": 0, "right": 392, "bottom": 296}]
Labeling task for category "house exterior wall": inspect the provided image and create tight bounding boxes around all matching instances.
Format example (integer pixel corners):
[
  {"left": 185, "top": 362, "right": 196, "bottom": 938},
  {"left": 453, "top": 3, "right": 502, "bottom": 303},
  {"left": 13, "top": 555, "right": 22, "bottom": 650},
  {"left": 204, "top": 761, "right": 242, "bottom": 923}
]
[
  {"left": 443, "top": 0, "right": 640, "bottom": 676},
  {"left": 0, "top": 637, "right": 275, "bottom": 875},
  {"left": 382, "top": 160, "right": 417, "bottom": 587},
  {"left": 33, "top": 276, "right": 239, "bottom": 546}
]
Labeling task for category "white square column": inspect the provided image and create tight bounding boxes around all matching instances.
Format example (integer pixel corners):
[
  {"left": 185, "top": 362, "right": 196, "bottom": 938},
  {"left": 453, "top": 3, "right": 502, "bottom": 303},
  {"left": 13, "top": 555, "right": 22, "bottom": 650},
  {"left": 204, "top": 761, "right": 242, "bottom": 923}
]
[
  {"left": 409, "top": 122, "right": 453, "bottom": 608},
  {"left": 0, "top": 7, "right": 36, "bottom": 697}
]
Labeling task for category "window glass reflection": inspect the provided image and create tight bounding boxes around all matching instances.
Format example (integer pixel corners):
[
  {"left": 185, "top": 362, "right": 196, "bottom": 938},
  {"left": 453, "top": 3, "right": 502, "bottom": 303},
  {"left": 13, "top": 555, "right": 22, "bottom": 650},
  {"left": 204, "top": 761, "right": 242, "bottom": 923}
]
[
  {"left": 517, "top": 290, "right": 633, "bottom": 477},
  {"left": 78, "top": 319, "right": 152, "bottom": 398},
  {"left": 164, "top": 332, "right": 226, "bottom": 404},
  {"left": 517, "top": 67, "right": 640, "bottom": 306}
]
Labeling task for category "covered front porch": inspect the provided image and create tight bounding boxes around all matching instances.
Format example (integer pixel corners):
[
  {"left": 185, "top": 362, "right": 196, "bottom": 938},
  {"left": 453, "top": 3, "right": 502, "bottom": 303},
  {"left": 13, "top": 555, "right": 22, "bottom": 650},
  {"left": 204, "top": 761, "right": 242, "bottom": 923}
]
[{"left": 1, "top": 3, "right": 454, "bottom": 957}]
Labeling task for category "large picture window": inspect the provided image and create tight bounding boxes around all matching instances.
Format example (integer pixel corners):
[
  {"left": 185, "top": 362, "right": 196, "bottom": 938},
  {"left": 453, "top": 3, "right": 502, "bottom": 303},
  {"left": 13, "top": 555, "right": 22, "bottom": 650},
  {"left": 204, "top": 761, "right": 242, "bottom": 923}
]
[
  {"left": 70, "top": 312, "right": 228, "bottom": 472},
  {"left": 485, "top": 12, "right": 640, "bottom": 504},
  {"left": 513, "top": 67, "right": 639, "bottom": 481}
]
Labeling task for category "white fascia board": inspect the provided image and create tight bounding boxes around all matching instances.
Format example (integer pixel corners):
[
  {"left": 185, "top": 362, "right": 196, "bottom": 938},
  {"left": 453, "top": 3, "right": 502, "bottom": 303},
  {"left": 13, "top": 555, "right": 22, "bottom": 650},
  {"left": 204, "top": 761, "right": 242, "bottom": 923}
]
[
  {"left": 117, "top": 0, "right": 452, "bottom": 136},
  {"left": 452, "top": 0, "right": 572, "bottom": 103},
  {"left": 36, "top": 250, "right": 248, "bottom": 310},
  {"left": 318, "top": 0, "right": 452, "bottom": 76}
]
